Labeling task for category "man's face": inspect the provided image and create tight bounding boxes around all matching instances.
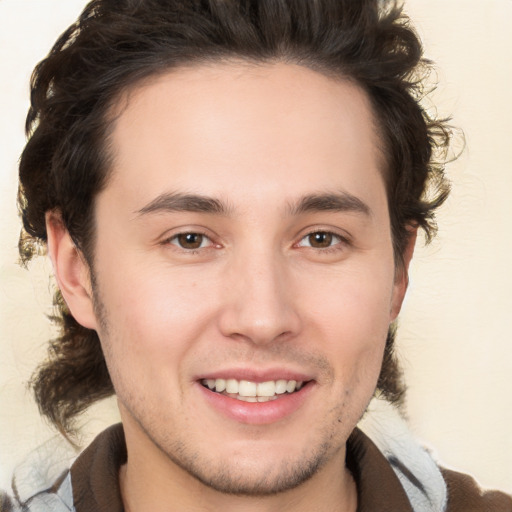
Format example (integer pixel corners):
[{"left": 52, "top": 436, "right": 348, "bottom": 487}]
[{"left": 89, "top": 62, "right": 407, "bottom": 494}]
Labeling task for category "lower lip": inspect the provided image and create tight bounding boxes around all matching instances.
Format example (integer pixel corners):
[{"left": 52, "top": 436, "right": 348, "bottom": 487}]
[{"left": 197, "top": 382, "right": 314, "bottom": 425}]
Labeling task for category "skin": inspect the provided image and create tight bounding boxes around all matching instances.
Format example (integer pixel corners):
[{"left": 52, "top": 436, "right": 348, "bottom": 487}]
[{"left": 47, "top": 62, "right": 414, "bottom": 512}]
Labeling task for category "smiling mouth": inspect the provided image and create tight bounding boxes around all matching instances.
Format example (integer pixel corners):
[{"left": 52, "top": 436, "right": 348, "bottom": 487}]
[{"left": 200, "top": 378, "right": 306, "bottom": 402}]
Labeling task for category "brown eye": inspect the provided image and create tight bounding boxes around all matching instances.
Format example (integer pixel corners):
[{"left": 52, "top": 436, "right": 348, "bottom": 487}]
[
  {"left": 296, "top": 231, "right": 344, "bottom": 251},
  {"left": 308, "top": 232, "right": 333, "bottom": 248},
  {"left": 173, "top": 233, "right": 206, "bottom": 249}
]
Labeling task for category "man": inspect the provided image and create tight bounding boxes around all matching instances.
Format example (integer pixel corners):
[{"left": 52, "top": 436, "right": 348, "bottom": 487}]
[{"left": 2, "top": 0, "right": 511, "bottom": 510}]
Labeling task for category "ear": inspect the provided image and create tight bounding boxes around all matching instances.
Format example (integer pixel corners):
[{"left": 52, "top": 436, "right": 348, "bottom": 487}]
[
  {"left": 46, "top": 211, "right": 98, "bottom": 330},
  {"left": 390, "top": 227, "right": 417, "bottom": 321}
]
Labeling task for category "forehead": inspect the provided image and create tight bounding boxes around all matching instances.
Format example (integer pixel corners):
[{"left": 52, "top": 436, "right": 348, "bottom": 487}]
[{"left": 105, "top": 62, "right": 386, "bottom": 215}]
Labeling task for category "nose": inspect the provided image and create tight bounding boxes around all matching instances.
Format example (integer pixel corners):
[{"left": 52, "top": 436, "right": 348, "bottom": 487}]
[{"left": 217, "top": 248, "right": 302, "bottom": 345}]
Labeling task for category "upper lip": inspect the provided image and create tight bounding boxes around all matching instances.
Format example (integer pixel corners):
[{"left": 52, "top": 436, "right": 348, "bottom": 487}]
[{"left": 196, "top": 367, "right": 314, "bottom": 383}]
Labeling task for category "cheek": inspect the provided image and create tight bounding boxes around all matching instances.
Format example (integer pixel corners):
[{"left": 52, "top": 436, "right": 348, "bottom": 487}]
[
  {"left": 301, "top": 263, "right": 395, "bottom": 334},
  {"left": 94, "top": 257, "right": 219, "bottom": 372},
  {"left": 298, "top": 264, "right": 393, "bottom": 378}
]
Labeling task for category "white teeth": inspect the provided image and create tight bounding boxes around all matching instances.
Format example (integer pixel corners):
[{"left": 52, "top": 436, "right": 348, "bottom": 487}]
[
  {"left": 239, "top": 380, "right": 257, "bottom": 397},
  {"left": 275, "top": 380, "right": 288, "bottom": 394},
  {"left": 286, "top": 380, "right": 297, "bottom": 393},
  {"left": 202, "top": 378, "right": 306, "bottom": 398},
  {"left": 226, "top": 379, "right": 238, "bottom": 394},
  {"left": 257, "top": 381, "right": 276, "bottom": 397},
  {"left": 238, "top": 396, "right": 258, "bottom": 402}
]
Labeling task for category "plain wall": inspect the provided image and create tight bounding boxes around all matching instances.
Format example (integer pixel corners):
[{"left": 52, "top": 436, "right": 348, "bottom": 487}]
[{"left": 0, "top": 0, "right": 511, "bottom": 492}]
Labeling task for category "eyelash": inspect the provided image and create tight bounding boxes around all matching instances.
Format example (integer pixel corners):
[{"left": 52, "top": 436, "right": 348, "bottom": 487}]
[
  {"left": 163, "top": 229, "right": 349, "bottom": 255},
  {"left": 164, "top": 231, "right": 216, "bottom": 253},
  {"left": 295, "top": 230, "right": 349, "bottom": 254}
]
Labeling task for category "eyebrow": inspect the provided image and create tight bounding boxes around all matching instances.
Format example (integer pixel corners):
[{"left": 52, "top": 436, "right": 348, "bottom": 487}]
[
  {"left": 135, "top": 190, "right": 371, "bottom": 218},
  {"left": 136, "top": 192, "right": 231, "bottom": 216},
  {"left": 287, "top": 192, "right": 372, "bottom": 217}
]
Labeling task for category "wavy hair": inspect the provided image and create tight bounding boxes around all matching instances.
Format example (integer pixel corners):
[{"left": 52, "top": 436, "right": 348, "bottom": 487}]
[{"left": 18, "top": 0, "right": 452, "bottom": 435}]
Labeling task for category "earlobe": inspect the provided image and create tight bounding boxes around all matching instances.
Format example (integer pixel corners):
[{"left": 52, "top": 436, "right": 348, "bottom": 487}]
[
  {"left": 390, "top": 227, "right": 418, "bottom": 321},
  {"left": 46, "top": 211, "right": 98, "bottom": 330}
]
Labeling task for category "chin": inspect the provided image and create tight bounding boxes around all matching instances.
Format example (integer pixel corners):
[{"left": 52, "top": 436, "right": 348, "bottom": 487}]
[{"left": 172, "top": 446, "right": 331, "bottom": 496}]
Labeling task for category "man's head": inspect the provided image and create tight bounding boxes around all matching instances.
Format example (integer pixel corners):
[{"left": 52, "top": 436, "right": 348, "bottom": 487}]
[{"left": 19, "top": 0, "right": 450, "bottom": 463}]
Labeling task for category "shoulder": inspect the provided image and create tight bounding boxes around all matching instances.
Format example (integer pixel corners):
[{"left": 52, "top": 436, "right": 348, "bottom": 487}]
[
  {"left": 358, "top": 398, "right": 512, "bottom": 512},
  {"left": 0, "top": 491, "right": 18, "bottom": 512},
  {"left": 442, "top": 468, "right": 512, "bottom": 512},
  {"left": 0, "top": 433, "right": 77, "bottom": 512},
  {"left": 0, "top": 470, "right": 73, "bottom": 512},
  {"left": 0, "top": 424, "right": 124, "bottom": 512}
]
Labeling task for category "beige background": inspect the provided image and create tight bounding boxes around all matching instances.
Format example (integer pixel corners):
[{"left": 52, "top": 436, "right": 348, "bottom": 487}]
[{"left": 0, "top": 0, "right": 511, "bottom": 493}]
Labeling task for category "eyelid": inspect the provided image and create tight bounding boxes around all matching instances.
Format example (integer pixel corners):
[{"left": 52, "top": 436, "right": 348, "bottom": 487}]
[
  {"left": 160, "top": 227, "right": 220, "bottom": 251},
  {"left": 169, "top": 232, "right": 213, "bottom": 249},
  {"left": 159, "top": 226, "right": 350, "bottom": 253},
  {"left": 294, "top": 228, "right": 351, "bottom": 251}
]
